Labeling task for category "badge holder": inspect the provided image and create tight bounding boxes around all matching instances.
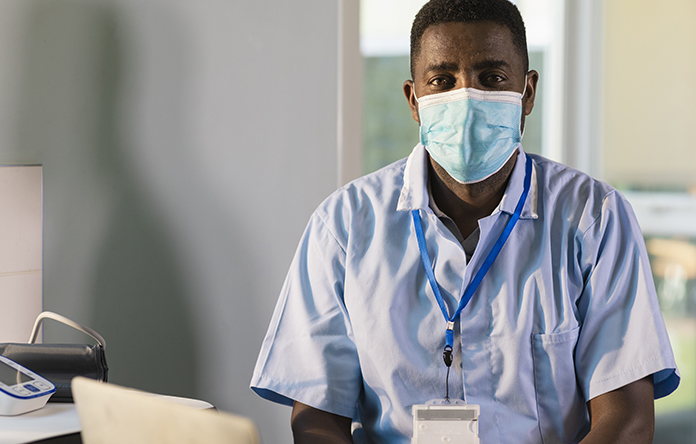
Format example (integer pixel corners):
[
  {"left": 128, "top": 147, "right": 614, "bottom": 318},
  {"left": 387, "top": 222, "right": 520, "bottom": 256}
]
[{"left": 412, "top": 399, "right": 479, "bottom": 444}]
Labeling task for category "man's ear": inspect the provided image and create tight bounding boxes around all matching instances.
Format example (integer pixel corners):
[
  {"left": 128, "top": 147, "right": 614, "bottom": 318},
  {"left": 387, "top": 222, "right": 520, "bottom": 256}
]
[
  {"left": 523, "top": 70, "right": 539, "bottom": 116},
  {"left": 403, "top": 80, "right": 420, "bottom": 124}
]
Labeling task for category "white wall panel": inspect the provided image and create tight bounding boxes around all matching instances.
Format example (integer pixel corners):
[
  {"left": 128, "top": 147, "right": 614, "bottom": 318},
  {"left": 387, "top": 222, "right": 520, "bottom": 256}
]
[{"left": 0, "top": 166, "right": 42, "bottom": 342}]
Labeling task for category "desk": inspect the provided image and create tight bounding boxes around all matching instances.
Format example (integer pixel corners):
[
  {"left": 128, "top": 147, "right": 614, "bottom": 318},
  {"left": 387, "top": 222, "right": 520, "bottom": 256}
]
[
  {"left": 0, "top": 404, "right": 80, "bottom": 444},
  {"left": 0, "top": 396, "right": 214, "bottom": 444}
]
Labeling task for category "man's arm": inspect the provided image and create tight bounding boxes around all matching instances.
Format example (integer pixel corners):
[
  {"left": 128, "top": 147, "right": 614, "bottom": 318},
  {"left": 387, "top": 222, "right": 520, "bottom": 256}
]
[
  {"left": 580, "top": 376, "right": 654, "bottom": 444},
  {"left": 291, "top": 401, "right": 353, "bottom": 444}
]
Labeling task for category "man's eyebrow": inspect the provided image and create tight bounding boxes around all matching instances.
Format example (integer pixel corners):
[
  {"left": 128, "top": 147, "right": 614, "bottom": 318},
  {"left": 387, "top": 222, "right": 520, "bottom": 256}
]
[
  {"left": 423, "top": 59, "right": 512, "bottom": 74},
  {"left": 472, "top": 59, "right": 511, "bottom": 71},
  {"left": 423, "top": 61, "right": 460, "bottom": 73}
]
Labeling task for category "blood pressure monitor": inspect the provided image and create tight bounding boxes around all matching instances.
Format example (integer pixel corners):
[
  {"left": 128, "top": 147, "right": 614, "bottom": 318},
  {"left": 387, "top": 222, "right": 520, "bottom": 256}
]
[{"left": 0, "top": 354, "right": 55, "bottom": 415}]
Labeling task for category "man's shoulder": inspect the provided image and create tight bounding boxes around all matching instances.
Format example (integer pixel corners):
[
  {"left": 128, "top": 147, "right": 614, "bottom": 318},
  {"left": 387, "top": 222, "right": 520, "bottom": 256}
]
[
  {"left": 529, "top": 153, "right": 627, "bottom": 230},
  {"left": 530, "top": 153, "right": 616, "bottom": 201},
  {"left": 305, "top": 157, "right": 411, "bottom": 246},
  {"left": 317, "top": 156, "right": 409, "bottom": 214}
]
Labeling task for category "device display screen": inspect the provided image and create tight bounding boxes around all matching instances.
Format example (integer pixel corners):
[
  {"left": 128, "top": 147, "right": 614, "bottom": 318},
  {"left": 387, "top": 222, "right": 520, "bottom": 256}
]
[{"left": 0, "top": 360, "right": 32, "bottom": 386}]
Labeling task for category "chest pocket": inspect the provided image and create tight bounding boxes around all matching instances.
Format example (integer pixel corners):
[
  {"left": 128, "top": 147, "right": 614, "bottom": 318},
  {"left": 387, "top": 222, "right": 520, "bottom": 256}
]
[{"left": 531, "top": 327, "right": 589, "bottom": 443}]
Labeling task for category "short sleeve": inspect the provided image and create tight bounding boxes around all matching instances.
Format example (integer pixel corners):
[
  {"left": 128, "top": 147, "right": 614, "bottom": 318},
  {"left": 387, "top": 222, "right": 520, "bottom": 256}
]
[
  {"left": 574, "top": 190, "right": 680, "bottom": 401},
  {"left": 250, "top": 212, "right": 362, "bottom": 418}
]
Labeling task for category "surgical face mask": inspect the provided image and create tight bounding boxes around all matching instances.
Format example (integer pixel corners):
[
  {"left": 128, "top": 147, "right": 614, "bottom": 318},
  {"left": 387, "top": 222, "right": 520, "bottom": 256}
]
[{"left": 416, "top": 86, "right": 524, "bottom": 184}]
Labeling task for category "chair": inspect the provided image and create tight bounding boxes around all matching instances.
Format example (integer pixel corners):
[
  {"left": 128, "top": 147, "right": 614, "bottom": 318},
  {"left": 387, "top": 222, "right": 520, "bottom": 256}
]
[{"left": 72, "top": 377, "right": 261, "bottom": 444}]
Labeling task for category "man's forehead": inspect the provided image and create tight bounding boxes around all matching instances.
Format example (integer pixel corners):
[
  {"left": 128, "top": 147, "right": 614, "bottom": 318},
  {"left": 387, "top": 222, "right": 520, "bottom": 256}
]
[
  {"left": 421, "top": 21, "right": 515, "bottom": 56},
  {"left": 416, "top": 21, "right": 521, "bottom": 69}
]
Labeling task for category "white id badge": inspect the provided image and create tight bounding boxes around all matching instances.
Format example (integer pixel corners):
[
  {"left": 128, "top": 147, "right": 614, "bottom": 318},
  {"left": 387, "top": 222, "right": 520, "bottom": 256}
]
[{"left": 412, "top": 399, "right": 480, "bottom": 444}]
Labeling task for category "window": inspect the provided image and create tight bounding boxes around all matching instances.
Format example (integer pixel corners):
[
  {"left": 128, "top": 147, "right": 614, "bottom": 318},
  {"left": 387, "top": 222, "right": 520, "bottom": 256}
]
[{"left": 603, "top": 1, "right": 696, "bottom": 440}]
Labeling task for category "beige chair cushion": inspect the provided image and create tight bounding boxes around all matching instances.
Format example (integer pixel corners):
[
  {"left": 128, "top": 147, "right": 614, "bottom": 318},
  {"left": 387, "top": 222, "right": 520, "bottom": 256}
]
[{"left": 72, "top": 377, "right": 261, "bottom": 444}]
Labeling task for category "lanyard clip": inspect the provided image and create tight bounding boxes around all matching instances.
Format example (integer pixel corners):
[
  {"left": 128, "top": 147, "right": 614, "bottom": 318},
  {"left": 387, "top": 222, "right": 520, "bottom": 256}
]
[
  {"left": 446, "top": 321, "right": 455, "bottom": 331},
  {"left": 443, "top": 345, "right": 453, "bottom": 367}
]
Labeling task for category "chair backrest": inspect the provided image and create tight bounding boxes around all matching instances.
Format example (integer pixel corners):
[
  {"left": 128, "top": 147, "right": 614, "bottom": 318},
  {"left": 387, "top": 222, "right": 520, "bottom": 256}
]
[{"left": 72, "top": 377, "right": 261, "bottom": 444}]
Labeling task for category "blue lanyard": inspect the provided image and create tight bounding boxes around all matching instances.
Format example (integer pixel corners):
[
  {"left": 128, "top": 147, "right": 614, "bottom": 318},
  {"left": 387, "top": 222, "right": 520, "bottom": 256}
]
[{"left": 411, "top": 156, "right": 532, "bottom": 353}]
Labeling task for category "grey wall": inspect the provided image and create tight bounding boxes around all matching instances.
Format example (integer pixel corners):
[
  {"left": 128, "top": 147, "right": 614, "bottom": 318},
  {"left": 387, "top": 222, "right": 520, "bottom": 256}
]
[{"left": 0, "top": 1, "right": 340, "bottom": 442}]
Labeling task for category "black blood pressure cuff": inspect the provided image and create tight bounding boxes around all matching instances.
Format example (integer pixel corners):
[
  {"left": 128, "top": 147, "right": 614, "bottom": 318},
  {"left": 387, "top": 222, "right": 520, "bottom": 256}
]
[
  {"left": 0, "top": 342, "right": 107, "bottom": 402},
  {"left": 0, "top": 312, "right": 108, "bottom": 403}
]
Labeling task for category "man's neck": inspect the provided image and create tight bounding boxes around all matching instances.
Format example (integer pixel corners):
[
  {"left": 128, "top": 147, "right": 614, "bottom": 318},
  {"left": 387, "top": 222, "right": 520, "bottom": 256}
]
[{"left": 427, "top": 152, "right": 518, "bottom": 238}]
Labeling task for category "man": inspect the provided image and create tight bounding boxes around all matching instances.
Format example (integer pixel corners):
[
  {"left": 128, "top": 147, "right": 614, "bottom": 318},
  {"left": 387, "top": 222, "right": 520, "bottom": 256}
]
[{"left": 251, "top": 1, "right": 679, "bottom": 443}]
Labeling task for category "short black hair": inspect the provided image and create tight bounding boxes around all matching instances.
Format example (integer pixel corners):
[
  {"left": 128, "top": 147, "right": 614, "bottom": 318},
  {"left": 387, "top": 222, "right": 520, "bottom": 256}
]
[{"left": 410, "top": 0, "right": 528, "bottom": 78}]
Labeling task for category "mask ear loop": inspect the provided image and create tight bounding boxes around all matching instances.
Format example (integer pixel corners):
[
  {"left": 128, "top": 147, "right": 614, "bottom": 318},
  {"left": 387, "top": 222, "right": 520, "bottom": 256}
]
[
  {"left": 520, "top": 73, "right": 529, "bottom": 139},
  {"left": 413, "top": 86, "right": 423, "bottom": 125}
]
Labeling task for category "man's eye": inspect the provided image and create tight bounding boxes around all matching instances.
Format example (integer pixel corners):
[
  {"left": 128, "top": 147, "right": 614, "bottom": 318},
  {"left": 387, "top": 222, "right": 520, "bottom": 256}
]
[
  {"left": 430, "top": 77, "right": 452, "bottom": 87},
  {"left": 484, "top": 75, "right": 505, "bottom": 83}
]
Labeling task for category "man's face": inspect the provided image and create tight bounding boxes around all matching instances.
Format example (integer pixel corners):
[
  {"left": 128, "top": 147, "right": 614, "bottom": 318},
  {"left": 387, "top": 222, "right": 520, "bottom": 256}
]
[{"left": 404, "top": 20, "right": 537, "bottom": 127}]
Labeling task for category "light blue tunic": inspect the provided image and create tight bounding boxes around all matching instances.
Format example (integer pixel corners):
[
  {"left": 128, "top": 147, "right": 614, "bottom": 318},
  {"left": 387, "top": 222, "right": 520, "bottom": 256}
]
[{"left": 251, "top": 145, "right": 679, "bottom": 444}]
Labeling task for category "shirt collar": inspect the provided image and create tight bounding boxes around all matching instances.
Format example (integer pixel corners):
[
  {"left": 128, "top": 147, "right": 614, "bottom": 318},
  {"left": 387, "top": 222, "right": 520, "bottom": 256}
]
[
  {"left": 396, "top": 144, "right": 430, "bottom": 212},
  {"left": 497, "top": 148, "right": 539, "bottom": 220},
  {"left": 397, "top": 144, "right": 538, "bottom": 220}
]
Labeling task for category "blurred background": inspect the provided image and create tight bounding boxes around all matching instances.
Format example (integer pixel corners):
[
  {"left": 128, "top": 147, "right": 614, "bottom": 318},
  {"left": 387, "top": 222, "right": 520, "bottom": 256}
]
[
  {"left": 0, "top": 0, "right": 692, "bottom": 443},
  {"left": 0, "top": 1, "right": 355, "bottom": 443}
]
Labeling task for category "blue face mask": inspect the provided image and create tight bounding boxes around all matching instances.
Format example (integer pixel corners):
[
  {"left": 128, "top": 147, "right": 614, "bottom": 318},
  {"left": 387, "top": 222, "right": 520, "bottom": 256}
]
[{"left": 417, "top": 86, "right": 524, "bottom": 184}]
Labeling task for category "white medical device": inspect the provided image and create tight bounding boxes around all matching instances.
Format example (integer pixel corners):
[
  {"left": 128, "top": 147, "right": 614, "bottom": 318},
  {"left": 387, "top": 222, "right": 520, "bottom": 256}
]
[
  {"left": 0, "top": 354, "right": 55, "bottom": 415},
  {"left": 412, "top": 399, "right": 480, "bottom": 444}
]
